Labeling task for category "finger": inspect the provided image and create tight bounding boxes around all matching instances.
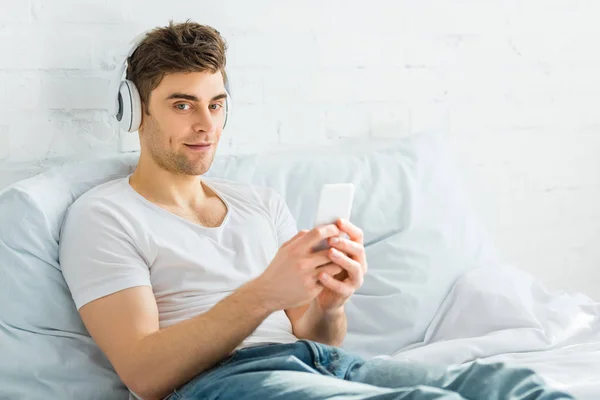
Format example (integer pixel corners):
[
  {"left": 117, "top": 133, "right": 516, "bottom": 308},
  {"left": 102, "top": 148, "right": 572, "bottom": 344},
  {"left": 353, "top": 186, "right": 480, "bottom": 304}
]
[
  {"left": 314, "top": 263, "right": 343, "bottom": 279},
  {"left": 332, "top": 269, "right": 349, "bottom": 281},
  {"left": 298, "top": 224, "right": 341, "bottom": 252},
  {"left": 305, "top": 248, "right": 339, "bottom": 269},
  {"left": 329, "top": 237, "right": 367, "bottom": 274},
  {"left": 328, "top": 237, "right": 364, "bottom": 258},
  {"left": 282, "top": 229, "right": 309, "bottom": 247},
  {"left": 336, "top": 219, "right": 364, "bottom": 245},
  {"left": 328, "top": 248, "right": 364, "bottom": 288},
  {"left": 319, "top": 272, "right": 355, "bottom": 298}
]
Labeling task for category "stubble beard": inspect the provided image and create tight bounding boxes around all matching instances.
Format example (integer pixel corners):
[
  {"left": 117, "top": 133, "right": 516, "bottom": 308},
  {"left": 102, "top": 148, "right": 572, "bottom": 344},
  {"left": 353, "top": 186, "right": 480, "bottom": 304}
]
[{"left": 144, "top": 115, "right": 215, "bottom": 176}]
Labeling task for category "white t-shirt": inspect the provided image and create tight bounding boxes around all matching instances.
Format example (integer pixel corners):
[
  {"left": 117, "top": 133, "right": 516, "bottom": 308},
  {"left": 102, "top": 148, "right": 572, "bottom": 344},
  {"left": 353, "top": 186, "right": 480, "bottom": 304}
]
[{"left": 59, "top": 175, "right": 300, "bottom": 350}]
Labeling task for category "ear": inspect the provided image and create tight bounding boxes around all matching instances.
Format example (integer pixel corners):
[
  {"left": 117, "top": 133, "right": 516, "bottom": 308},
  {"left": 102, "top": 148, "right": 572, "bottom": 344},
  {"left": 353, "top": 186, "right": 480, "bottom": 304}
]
[{"left": 138, "top": 103, "right": 148, "bottom": 131}]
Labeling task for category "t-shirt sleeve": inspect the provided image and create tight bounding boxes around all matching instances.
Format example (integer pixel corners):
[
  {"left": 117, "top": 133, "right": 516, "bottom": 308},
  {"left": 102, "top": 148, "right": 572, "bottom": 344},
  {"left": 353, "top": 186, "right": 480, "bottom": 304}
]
[
  {"left": 268, "top": 189, "right": 299, "bottom": 247},
  {"left": 59, "top": 200, "right": 152, "bottom": 310}
]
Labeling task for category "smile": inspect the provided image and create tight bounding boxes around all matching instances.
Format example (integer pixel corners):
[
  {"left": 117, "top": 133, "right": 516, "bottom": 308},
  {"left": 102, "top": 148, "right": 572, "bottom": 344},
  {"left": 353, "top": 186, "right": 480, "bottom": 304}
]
[{"left": 185, "top": 143, "right": 212, "bottom": 152}]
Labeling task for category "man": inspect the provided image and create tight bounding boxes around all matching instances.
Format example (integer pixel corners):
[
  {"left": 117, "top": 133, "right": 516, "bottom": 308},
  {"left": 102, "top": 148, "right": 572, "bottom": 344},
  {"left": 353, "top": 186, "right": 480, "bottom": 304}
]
[{"left": 59, "top": 20, "right": 573, "bottom": 400}]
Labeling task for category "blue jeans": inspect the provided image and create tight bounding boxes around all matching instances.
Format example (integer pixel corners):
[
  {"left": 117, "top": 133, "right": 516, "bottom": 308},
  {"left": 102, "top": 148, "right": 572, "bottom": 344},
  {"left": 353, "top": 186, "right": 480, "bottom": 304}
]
[{"left": 170, "top": 340, "right": 573, "bottom": 400}]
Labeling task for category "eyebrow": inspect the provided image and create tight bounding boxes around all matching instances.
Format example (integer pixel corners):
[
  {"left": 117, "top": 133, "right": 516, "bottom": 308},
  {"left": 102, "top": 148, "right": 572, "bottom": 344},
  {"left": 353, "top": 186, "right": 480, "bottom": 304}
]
[{"left": 165, "top": 92, "right": 228, "bottom": 102}]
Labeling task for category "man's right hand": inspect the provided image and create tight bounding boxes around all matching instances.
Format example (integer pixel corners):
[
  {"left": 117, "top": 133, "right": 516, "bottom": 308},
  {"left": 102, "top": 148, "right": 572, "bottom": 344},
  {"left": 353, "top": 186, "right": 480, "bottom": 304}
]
[{"left": 253, "top": 224, "right": 344, "bottom": 312}]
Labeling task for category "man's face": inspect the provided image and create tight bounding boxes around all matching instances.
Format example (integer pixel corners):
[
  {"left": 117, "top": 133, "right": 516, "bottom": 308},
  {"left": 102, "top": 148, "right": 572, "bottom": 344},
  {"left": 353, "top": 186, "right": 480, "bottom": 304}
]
[{"left": 139, "top": 71, "right": 227, "bottom": 176}]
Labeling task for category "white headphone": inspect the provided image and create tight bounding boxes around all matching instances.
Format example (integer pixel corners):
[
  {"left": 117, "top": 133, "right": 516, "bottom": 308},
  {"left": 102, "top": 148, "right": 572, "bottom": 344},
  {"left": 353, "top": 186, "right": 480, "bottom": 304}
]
[{"left": 110, "top": 31, "right": 232, "bottom": 133}]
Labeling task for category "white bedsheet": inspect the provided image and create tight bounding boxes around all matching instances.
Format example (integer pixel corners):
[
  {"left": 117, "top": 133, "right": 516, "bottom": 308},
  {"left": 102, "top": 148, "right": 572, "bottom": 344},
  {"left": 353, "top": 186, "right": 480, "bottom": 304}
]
[{"left": 387, "top": 265, "right": 600, "bottom": 399}]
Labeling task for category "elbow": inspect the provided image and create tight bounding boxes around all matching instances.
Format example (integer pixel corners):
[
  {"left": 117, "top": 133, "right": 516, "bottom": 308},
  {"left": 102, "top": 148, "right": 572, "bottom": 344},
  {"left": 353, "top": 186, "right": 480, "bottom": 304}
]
[
  {"left": 120, "top": 369, "right": 166, "bottom": 400},
  {"left": 116, "top": 343, "right": 170, "bottom": 400},
  {"left": 121, "top": 372, "right": 146, "bottom": 400},
  {"left": 124, "top": 377, "right": 161, "bottom": 400}
]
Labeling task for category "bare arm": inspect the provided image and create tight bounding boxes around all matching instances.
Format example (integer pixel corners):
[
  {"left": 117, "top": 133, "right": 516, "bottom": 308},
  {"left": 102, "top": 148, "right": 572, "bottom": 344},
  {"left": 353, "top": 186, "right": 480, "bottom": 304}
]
[
  {"left": 80, "top": 279, "right": 273, "bottom": 400},
  {"left": 286, "top": 219, "right": 367, "bottom": 347},
  {"left": 79, "top": 226, "right": 344, "bottom": 400},
  {"left": 286, "top": 300, "right": 347, "bottom": 346}
]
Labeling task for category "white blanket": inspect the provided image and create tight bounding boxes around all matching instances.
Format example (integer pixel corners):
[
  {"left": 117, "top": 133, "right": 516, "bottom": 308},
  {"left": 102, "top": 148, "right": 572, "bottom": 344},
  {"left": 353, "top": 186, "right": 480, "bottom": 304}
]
[{"left": 389, "top": 265, "right": 600, "bottom": 399}]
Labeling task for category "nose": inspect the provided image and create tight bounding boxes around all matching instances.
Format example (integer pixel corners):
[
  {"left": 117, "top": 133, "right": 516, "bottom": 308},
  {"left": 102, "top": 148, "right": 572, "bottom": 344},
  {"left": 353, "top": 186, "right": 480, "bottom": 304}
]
[{"left": 191, "top": 107, "right": 217, "bottom": 134}]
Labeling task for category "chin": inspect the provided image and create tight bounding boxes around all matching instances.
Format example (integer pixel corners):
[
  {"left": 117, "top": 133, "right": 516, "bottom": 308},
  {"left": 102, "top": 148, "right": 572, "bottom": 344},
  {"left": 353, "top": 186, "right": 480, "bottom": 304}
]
[
  {"left": 168, "top": 160, "right": 207, "bottom": 176},
  {"left": 178, "top": 163, "right": 210, "bottom": 176}
]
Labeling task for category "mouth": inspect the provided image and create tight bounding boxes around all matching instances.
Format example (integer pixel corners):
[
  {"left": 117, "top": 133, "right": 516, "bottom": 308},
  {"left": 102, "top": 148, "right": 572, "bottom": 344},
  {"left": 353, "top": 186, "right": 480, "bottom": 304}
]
[{"left": 184, "top": 143, "right": 213, "bottom": 152}]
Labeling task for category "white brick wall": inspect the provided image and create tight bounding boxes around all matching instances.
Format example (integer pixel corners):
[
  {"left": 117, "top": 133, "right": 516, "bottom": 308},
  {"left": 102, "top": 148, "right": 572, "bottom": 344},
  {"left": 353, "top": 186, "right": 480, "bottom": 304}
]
[{"left": 0, "top": 0, "right": 599, "bottom": 299}]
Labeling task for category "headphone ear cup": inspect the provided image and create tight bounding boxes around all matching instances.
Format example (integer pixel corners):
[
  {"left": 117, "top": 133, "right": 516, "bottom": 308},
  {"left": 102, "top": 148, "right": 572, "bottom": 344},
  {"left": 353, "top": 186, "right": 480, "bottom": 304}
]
[
  {"left": 117, "top": 80, "right": 142, "bottom": 132},
  {"left": 223, "top": 91, "right": 231, "bottom": 130},
  {"left": 128, "top": 80, "right": 142, "bottom": 132}
]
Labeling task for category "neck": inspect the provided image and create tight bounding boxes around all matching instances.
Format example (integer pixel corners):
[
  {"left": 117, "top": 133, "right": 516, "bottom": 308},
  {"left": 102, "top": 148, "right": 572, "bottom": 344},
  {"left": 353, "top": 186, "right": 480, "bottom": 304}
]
[{"left": 129, "top": 152, "right": 207, "bottom": 209}]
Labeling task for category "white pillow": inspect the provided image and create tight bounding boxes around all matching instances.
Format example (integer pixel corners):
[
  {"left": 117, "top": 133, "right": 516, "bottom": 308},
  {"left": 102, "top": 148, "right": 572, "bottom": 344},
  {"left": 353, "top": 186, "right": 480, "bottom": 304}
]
[
  {"left": 0, "top": 130, "right": 499, "bottom": 398},
  {"left": 204, "top": 130, "right": 501, "bottom": 357},
  {"left": 0, "top": 155, "right": 137, "bottom": 399}
]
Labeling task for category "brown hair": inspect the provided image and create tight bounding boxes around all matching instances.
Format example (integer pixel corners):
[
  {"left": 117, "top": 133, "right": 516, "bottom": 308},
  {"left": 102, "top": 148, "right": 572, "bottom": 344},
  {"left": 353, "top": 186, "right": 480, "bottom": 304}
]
[{"left": 126, "top": 19, "right": 228, "bottom": 114}]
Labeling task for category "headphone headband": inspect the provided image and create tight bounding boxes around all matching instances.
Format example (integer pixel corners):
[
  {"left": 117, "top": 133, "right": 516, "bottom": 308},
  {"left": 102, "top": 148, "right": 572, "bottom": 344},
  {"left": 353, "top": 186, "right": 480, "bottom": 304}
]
[{"left": 109, "top": 32, "right": 149, "bottom": 116}]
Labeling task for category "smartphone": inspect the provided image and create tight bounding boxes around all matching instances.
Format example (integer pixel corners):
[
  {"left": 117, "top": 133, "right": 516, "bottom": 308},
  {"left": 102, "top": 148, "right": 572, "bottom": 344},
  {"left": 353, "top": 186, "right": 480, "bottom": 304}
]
[{"left": 312, "top": 183, "right": 355, "bottom": 252}]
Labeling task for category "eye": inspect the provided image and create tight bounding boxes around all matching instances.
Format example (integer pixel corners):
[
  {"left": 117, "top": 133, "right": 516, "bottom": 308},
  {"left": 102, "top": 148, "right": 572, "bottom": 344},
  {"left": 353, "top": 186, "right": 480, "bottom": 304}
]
[
  {"left": 175, "top": 103, "right": 191, "bottom": 111},
  {"left": 209, "top": 103, "right": 223, "bottom": 111}
]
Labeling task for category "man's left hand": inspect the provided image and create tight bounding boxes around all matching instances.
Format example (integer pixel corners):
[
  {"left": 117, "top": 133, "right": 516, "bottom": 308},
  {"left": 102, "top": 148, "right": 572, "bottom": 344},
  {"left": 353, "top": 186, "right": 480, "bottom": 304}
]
[{"left": 315, "top": 218, "right": 367, "bottom": 313}]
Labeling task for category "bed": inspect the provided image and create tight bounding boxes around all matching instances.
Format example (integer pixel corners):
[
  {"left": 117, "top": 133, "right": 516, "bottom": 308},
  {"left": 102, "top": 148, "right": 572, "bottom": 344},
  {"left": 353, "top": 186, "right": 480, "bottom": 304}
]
[
  {"left": 0, "top": 130, "right": 598, "bottom": 399},
  {"left": 389, "top": 265, "right": 600, "bottom": 398}
]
